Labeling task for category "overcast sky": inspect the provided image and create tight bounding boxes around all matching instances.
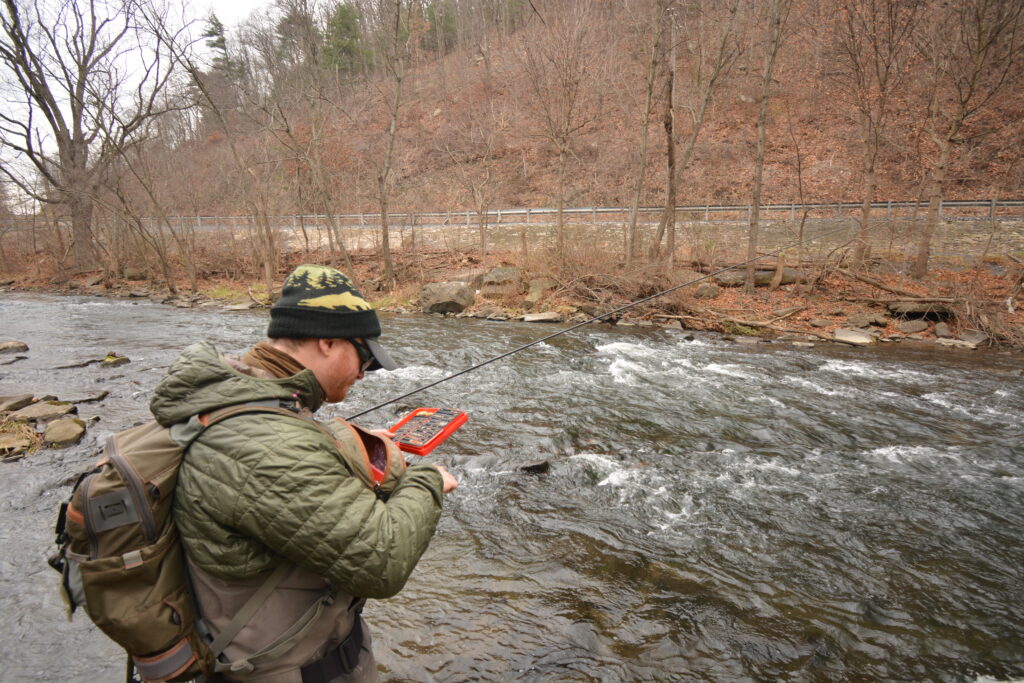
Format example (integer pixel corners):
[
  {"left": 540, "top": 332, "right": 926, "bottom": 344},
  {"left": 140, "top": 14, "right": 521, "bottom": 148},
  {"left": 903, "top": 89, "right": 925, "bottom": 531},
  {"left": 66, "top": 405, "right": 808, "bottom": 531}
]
[{"left": 196, "top": 0, "right": 274, "bottom": 32}]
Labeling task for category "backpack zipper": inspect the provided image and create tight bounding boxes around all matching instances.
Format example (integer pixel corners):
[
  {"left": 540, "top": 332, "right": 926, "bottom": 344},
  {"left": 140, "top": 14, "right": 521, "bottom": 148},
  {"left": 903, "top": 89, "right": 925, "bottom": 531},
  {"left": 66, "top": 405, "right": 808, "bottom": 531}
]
[{"left": 106, "top": 436, "right": 158, "bottom": 542}]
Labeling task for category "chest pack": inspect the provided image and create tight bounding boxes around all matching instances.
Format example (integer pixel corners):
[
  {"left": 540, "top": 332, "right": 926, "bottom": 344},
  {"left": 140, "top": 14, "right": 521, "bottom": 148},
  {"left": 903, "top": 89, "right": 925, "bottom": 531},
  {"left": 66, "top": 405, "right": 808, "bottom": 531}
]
[{"left": 49, "top": 401, "right": 406, "bottom": 682}]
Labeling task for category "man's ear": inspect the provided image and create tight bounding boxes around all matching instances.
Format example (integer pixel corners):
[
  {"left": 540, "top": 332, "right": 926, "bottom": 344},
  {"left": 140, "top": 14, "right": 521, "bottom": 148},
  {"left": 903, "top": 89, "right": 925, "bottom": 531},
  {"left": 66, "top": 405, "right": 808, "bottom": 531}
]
[{"left": 316, "top": 338, "right": 336, "bottom": 358}]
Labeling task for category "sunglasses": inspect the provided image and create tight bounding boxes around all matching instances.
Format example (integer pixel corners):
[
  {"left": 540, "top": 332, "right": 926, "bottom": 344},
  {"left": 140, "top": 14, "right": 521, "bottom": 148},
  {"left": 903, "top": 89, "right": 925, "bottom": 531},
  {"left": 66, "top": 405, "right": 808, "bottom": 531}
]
[{"left": 351, "top": 338, "right": 374, "bottom": 372}]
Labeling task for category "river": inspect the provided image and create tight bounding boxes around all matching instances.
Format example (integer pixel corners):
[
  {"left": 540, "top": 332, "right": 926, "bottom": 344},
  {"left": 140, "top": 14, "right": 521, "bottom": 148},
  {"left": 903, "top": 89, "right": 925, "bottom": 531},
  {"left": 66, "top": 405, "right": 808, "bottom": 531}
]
[{"left": 1, "top": 293, "right": 1022, "bottom": 681}]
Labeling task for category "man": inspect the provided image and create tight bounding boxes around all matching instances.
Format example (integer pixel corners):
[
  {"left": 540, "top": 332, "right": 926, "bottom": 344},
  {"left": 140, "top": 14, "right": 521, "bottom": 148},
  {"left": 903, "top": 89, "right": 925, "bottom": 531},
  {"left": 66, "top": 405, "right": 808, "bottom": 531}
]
[{"left": 151, "top": 264, "right": 457, "bottom": 681}]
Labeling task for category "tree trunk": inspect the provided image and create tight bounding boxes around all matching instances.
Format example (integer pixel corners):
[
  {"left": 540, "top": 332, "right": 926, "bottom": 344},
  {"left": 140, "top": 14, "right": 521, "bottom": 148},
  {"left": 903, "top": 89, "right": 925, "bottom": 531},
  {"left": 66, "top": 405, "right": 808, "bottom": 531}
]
[
  {"left": 746, "top": 0, "right": 784, "bottom": 292},
  {"left": 69, "top": 193, "right": 97, "bottom": 272},
  {"left": 912, "top": 136, "right": 951, "bottom": 279},
  {"left": 626, "top": 4, "right": 666, "bottom": 269}
]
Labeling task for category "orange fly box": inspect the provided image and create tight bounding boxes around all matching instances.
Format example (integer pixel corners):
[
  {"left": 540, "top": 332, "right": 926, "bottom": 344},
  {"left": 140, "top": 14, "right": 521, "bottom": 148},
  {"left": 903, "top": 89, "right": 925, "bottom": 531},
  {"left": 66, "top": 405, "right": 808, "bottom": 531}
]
[{"left": 390, "top": 407, "right": 468, "bottom": 456}]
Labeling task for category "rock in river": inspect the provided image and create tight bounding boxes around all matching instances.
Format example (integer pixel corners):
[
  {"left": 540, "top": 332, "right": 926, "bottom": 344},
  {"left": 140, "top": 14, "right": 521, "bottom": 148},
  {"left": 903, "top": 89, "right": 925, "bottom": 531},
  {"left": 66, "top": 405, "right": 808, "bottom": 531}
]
[
  {"left": 44, "top": 418, "right": 86, "bottom": 447},
  {"left": 0, "top": 341, "right": 29, "bottom": 354},
  {"left": 0, "top": 395, "right": 34, "bottom": 412},
  {"left": 420, "top": 281, "right": 475, "bottom": 314},
  {"left": 833, "top": 328, "right": 876, "bottom": 346},
  {"left": 8, "top": 401, "right": 77, "bottom": 423}
]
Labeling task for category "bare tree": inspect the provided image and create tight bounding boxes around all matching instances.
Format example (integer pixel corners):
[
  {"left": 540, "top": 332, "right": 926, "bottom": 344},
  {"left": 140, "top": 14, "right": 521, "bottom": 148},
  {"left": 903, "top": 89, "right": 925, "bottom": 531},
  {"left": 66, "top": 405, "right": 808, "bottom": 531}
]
[
  {"left": 830, "top": 0, "right": 922, "bottom": 269},
  {"left": 911, "top": 0, "right": 1024, "bottom": 278},
  {"left": 364, "top": 0, "right": 419, "bottom": 284},
  {"left": 0, "top": 0, "right": 190, "bottom": 272},
  {"left": 745, "top": 0, "right": 791, "bottom": 292},
  {"left": 623, "top": 0, "right": 670, "bottom": 269},
  {"left": 649, "top": 0, "right": 742, "bottom": 262},
  {"left": 516, "top": 2, "right": 602, "bottom": 258}
]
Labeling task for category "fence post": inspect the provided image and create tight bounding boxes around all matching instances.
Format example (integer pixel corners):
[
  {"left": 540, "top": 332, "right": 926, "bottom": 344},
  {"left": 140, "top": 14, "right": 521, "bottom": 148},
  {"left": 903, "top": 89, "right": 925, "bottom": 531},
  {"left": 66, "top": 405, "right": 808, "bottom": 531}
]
[
  {"left": 938, "top": 199, "right": 943, "bottom": 220},
  {"left": 497, "top": 209, "right": 502, "bottom": 224},
  {"left": 990, "top": 198, "right": 996, "bottom": 220},
  {"left": 526, "top": 208, "right": 531, "bottom": 224}
]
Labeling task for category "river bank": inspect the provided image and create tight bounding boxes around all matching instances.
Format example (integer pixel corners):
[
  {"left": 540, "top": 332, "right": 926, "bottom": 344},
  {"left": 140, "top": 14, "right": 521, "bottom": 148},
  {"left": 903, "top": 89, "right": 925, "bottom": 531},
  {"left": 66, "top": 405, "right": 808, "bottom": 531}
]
[{"left": 3, "top": 247, "right": 1022, "bottom": 354}]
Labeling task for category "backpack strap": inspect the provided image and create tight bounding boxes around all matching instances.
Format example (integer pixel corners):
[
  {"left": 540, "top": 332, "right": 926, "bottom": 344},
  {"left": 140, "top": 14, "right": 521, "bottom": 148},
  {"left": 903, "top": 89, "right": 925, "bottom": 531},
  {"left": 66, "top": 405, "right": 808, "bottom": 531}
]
[
  {"left": 168, "top": 400, "right": 311, "bottom": 449},
  {"left": 172, "top": 400, "right": 340, "bottom": 676}
]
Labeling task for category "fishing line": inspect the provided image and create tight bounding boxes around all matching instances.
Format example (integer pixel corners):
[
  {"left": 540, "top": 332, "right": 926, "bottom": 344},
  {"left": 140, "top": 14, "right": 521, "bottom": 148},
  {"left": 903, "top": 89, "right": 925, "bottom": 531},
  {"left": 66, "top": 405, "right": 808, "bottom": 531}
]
[{"left": 347, "top": 222, "right": 855, "bottom": 420}]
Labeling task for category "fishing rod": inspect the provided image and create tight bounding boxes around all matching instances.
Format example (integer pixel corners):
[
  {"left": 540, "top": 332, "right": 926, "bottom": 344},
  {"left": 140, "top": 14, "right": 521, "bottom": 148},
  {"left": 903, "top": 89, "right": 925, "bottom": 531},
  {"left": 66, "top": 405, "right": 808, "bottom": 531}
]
[{"left": 347, "top": 222, "right": 855, "bottom": 420}]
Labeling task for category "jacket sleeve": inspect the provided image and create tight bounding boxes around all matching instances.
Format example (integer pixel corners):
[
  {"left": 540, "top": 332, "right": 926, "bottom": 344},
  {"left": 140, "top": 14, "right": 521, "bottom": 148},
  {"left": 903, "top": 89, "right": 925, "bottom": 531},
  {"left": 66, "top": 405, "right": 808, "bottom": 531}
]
[{"left": 208, "top": 413, "right": 445, "bottom": 599}]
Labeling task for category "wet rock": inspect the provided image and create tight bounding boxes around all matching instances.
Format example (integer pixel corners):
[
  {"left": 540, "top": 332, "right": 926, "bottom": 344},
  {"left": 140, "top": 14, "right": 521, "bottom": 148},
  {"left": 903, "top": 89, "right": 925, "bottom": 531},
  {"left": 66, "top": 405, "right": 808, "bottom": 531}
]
[
  {"left": 127, "top": 289, "right": 149, "bottom": 298},
  {"left": 934, "top": 322, "right": 953, "bottom": 338},
  {"left": 0, "top": 355, "right": 27, "bottom": 366},
  {"left": 101, "top": 353, "right": 130, "bottom": 368},
  {"left": 522, "top": 311, "right": 563, "bottom": 323},
  {"left": 887, "top": 301, "right": 953, "bottom": 317},
  {"left": 791, "top": 341, "right": 816, "bottom": 348},
  {"left": 44, "top": 418, "right": 86, "bottom": 447},
  {"left": 68, "top": 390, "right": 110, "bottom": 404},
  {"left": 480, "top": 267, "right": 523, "bottom": 299},
  {"left": 734, "top": 336, "right": 762, "bottom": 345},
  {"left": 694, "top": 283, "right": 721, "bottom": 300},
  {"left": 0, "top": 433, "right": 33, "bottom": 459},
  {"left": 833, "top": 328, "right": 875, "bottom": 346},
  {"left": 662, "top": 320, "right": 684, "bottom": 330},
  {"left": 958, "top": 330, "right": 989, "bottom": 346},
  {"left": 9, "top": 401, "right": 76, "bottom": 422},
  {"left": 0, "top": 278, "right": 15, "bottom": 286},
  {"left": 937, "top": 338, "right": 978, "bottom": 350},
  {"left": 420, "top": 281, "right": 475, "bottom": 314},
  {"left": 847, "top": 312, "right": 888, "bottom": 328},
  {"left": 0, "top": 341, "right": 29, "bottom": 354},
  {"left": 0, "top": 395, "right": 35, "bottom": 412},
  {"left": 809, "top": 319, "right": 831, "bottom": 328},
  {"left": 226, "top": 303, "right": 255, "bottom": 311},
  {"left": 519, "top": 460, "right": 550, "bottom": 474},
  {"left": 897, "top": 320, "right": 929, "bottom": 334}
]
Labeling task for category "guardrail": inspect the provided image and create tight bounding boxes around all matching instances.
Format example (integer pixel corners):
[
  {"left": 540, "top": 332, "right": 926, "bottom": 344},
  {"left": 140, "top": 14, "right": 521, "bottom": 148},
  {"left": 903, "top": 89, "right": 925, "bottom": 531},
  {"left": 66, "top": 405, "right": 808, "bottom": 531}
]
[{"left": 183, "top": 198, "right": 1024, "bottom": 227}]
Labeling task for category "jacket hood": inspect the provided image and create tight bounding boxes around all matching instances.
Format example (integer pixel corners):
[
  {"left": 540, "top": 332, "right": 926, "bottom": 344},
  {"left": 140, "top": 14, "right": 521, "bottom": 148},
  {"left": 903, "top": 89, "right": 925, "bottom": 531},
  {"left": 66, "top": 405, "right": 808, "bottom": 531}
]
[{"left": 150, "top": 341, "right": 325, "bottom": 426}]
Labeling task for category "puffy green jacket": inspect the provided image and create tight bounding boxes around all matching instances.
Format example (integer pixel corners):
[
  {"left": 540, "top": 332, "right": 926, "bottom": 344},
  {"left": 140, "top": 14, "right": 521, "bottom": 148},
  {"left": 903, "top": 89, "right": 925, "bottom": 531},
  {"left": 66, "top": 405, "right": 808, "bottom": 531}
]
[{"left": 152, "top": 341, "right": 444, "bottom": 599}]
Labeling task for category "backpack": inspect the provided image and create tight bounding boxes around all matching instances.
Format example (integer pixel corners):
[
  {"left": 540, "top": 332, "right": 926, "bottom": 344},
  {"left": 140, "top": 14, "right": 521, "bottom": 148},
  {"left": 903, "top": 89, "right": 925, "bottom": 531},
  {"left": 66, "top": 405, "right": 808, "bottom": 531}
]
[{"left": 48, "top": 401, "right": 407, "bottom": 682}]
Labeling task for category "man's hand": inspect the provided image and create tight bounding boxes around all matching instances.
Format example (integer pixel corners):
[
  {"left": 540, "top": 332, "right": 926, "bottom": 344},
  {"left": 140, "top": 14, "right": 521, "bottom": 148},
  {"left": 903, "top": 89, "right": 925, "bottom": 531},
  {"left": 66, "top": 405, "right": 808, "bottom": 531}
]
[{"left": 435, "top": 465, "right": 458, "bottom": 494}]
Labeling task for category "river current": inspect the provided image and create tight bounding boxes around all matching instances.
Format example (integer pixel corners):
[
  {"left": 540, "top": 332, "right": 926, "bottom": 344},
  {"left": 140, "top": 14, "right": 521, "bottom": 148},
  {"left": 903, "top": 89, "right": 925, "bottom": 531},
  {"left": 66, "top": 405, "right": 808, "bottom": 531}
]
[{"left": 0, "top": 293, "right": 1021, "bottom": 681}]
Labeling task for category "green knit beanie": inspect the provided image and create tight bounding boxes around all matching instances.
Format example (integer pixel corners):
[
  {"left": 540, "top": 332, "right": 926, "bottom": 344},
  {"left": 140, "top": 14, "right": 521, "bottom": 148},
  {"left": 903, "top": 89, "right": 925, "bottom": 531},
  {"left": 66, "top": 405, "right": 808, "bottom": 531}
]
[{"left": 268, "top": 264, "right": 381, "bottom": 340}]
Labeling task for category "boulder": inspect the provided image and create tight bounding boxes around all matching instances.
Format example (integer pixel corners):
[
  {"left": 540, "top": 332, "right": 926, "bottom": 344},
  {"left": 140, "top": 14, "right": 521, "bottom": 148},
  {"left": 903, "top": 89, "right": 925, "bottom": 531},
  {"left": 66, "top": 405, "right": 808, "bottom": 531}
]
[
  {"left": 0, "top": 395, "right": 35, "bottom": 412},
  {"left": 9, "top": 401, "right": 76, "bottom": 422},
  {"left": 526, "top": 277, "right": 558, "bottom": 307},
  {"left": 713, "top": 268, "right": 803, "bottom": 287},
  {"left": 771, "top": 306, "right": 804, "bottom": 318},
  {"left": 480, "top": 267, "right": 523, "bottom": 299},
  {"left": 694, "top": 283, "right": 721, "bottom": 300},
  {"left": 934, "top": 322, "right": 953, "bottom": 338},
  {"left": 127, "top": 289, "right": 149, "bottom": 298},
  {"left": 123, "top": 267, "right": 148, "bottom": 281},
  {"left": 887, "top": 301, "right": 953, "bottom": 317},
  {"left": 522, "top": 311, "right": 563, "bottom": 323},
  {"left": 809, "top": 319, "right": 831, "bottom": 328},
  {"left": 897, "top": 320, "right": 929, "bottom": 334},
  {"left": 419, "top": 282, "right": 475, "bottom": 314},
  {"left": 226, "top": 303, "right": 256, "bottom": 311},
  {"left": 0, "top": 278, "right": 15, "bottom": 286},
  {"left": 449, "top": 268, "right": 488, "bottom": 290},
  {"left": 44, "top": 418, "right": 86, "bottom": 447},
  {"left": 847, "top": 312, "right": 888, "bottom": 328},
  {"left": 791, "top": 341, "right": 816, "bottom": 348},
  {"left": 958, "top": 330, "right": 989, "bottom": 346},
  {"left": 833, "top": 328, "right": 876, "bottom": 346},
  {"left": 0, "top": 341, "right": 29, "bottom": 354}
]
